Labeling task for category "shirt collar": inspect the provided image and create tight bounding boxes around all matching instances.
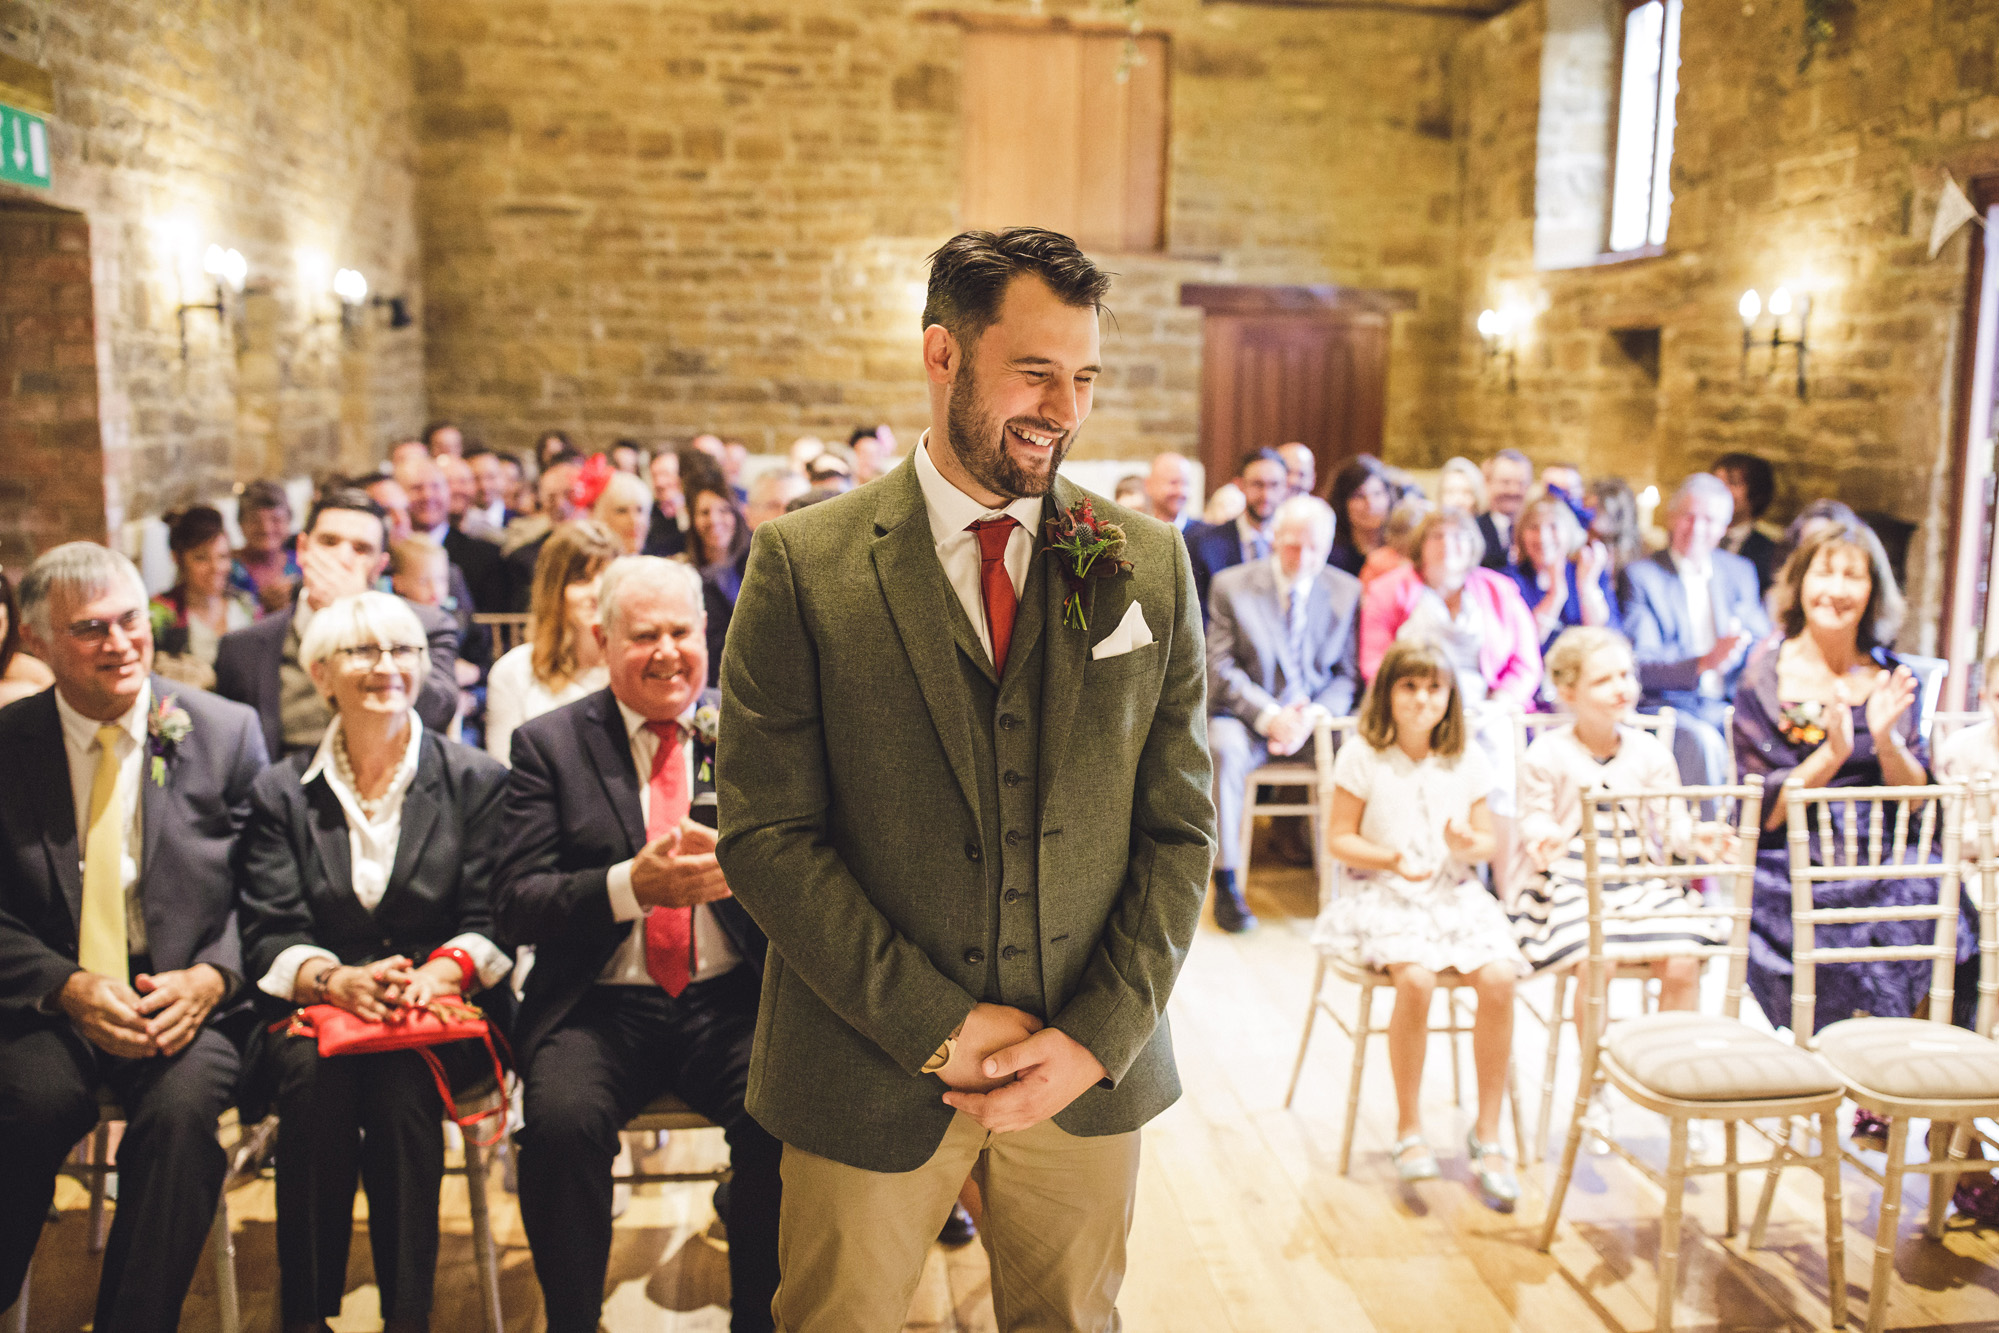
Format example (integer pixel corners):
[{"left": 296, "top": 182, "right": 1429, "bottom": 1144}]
[
  {"left": 302, "top": 711, "right": 425, "bottom": 789},
  {"left": 423, "top": 520, "right": 451, "bottom": 545},
  {"left": 1268, "top": 555, "right": 1315, "bottom": 600},
  {"left": 614, "top": 695, "right": 699, "bottom": 745},
  {"left": 54, "top": 679, "right": 151, "bottom": 754},
  {"left": 913, "top": 430, "right": 1044, "bottom": 549},
  {"left": 1671, "top": 547, "right": 1712, "bottom": 580},
  {"left": 1236, "top": 513, "right": 1270, "bottom": 547}
]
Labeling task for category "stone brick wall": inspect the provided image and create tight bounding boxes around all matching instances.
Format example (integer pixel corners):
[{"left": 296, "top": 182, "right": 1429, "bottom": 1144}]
[
  {"left": 1449, "top": 0, "right": 1999, "bottom": 645},
  {"left": 0, "top": 0, "right": 425, "bottom": 548},
  {"left": 410, "top": 0, "right": 1469, "bottom": 469}
]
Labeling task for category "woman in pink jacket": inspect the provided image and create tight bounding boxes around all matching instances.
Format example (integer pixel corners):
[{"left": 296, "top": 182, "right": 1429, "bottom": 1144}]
[{"left": 1360, "top": 506, "right": 1543, "bottom": 894}]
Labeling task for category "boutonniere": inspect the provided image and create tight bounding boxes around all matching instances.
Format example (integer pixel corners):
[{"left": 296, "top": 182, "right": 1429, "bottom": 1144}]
[
  {"left": 692, "top": 704, "right": 719, "bottom": 782},
  {"left": 1778, "top": 699, "right": 1827, "bottom": 748},
  {"left": 1044, "top": 499, "right": 1134, "bottom": 631},
  {"left": 147, "top": 693, "right": 193, "bottom": 786}
]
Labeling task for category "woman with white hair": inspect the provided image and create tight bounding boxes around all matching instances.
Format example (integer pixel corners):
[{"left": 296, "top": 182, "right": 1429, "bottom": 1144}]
[
  {"left": 235, "top": 591, "right": 512, "bottom": 1333},
  {"left": 592, "top": 469, "right": 654, "bottom": 556}
]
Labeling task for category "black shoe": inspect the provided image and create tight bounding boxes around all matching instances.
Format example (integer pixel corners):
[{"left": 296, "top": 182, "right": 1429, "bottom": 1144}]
[
  {"left": 1212, "top": 879, "right": 1258, "bottom": 933},
  {"left": 938, "top": 1203, "right": 977, "bottom": 1248}
]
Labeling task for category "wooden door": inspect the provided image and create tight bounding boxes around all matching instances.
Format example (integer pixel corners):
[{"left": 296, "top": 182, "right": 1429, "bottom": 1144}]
[{"left": 1180, "top": 284, "right": 1415, "bottom": 498}]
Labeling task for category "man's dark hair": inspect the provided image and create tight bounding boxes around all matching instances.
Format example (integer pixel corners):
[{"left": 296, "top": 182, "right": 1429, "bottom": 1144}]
[
  {"left": 542, "top": 449, "right": 585, "bottom": 470},
  {"left": 847, "top": 426, "right": 878, "bottom": 448},
  {"left": 1713, "top": 451, "right": 1776, "bottom": 518},
  {"left": 921, "top": 227, "right": 1112, "bottom": 346},
  {"left": 613, "top": 438, "right": 644, "bottom": 454},
  {"left": 464, "top": 443, "right": 493, "bottom": 462},
  {"left": 305, "top": 486, "right": 388, "bottom": 543},
  {"left": 788, "top": 486, "right": 846, "bottom": 514},
  {"left": 423, "top": 420, "right": 458, "bottom": 444},
  {"left": 238, "top": 478, "right": 292, "bottom": 517},
  {"left": 1239, "top": 448, "right": 1287, "bottom": 479}
]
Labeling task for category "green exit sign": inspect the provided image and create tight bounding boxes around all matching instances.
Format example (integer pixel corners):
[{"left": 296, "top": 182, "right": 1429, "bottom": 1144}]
[{"left": 0, "top": 103, "right": 49, "bottom": 190}]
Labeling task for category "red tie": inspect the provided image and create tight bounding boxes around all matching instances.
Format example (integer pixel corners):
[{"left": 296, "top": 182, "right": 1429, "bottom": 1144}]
[
  {"left": 969, "top": 516, "right": 1020, "bottom": 676},
  {"left": 641, "top": 720, "right": 694, "bottom": 995}
]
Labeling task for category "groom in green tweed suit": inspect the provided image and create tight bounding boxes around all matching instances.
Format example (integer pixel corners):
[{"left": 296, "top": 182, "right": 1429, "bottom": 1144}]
[{"left": 716, "top": 227, "right": 1216, "bottom": 1331}]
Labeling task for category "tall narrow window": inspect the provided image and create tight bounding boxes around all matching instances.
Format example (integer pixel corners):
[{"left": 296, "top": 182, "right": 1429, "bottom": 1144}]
[{"left": 1606, "top": 0, "right": 1682, "bottom": 253}]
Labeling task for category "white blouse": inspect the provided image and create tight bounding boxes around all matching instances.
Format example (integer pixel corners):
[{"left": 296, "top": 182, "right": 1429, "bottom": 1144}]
[
  {"left": 485, "top": 643, "right": 608, "bottom": 765},
  {"left": 1939, "top": 719, "right": 1999, "bottom": 782}
]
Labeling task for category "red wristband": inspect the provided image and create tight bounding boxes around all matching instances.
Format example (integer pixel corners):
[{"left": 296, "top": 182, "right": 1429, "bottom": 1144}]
[{"left": 426, "top": 946, "right": 477, "bottom": 992}]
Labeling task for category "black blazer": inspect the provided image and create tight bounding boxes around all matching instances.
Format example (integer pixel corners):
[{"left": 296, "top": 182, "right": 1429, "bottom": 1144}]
[
  {"left": 1477, "top": 512, "right": 1510, "bottom": 570},
  {"left": 1183, "top": 519, "right": 1248, "bottom": 623},
  {"left": 1738, "top": 529, "right": 1782, "bottom": 592},
  {"left": 493, "top": 687, "right": 764, "bottom": 1074},
  {"left": 442, "top": 524, "right": 507, "bottom": 614},
  {"left": 213, "top": 599, "right": 461, "bottom": 760},
  {"left": 701, "top": 548, "right": 750, "bottom": 687},
  {"left": 642, "top": 506, "right": 688, "bottom": 559},
  {"left": 0, "top": 679, "right": 267, "bottom": 1026},
  {"left": 235, "top": 730, "right": 509, "bottom": 1006},
  {"left": 503, "top": 532, "right": 549, "bottom": 613}
]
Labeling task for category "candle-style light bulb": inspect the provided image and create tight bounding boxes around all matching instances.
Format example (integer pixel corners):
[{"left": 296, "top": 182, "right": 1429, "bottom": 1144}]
[
  {"left": 204, "top": 244, "right": 227, "bottom": 278},
  {"left": 1738, "top": 289, "right": 1761, "bottom": 326},
  {"left": 1477, "top": 308, "right": 1500, "bottom": 339},
  {"left": 1768, "top": 287, "right": 1792, "bottom": 318},
  {"left": 333, "top": 268, "right": 369, "bottom": 304},
  {"left": 220, "top": 248, "right": 248, "bottom": 293}
]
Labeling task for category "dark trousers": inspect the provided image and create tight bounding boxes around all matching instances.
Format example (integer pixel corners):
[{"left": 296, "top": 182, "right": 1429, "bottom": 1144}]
[
  {"left": 516, "top": 972, "right": 780, "bottom": 1333},
  {"left": 268, "top": 1036, "right": 468, "bottom": 1324},
  {"left": 0, "top": 1020, "right": 238, "bottom": 1333}
]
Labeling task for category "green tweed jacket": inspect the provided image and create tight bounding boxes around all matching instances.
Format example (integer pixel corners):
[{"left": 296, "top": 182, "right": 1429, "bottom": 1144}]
[{"left": 715, "top": 455, "right": 1216, "bottom": 1172}]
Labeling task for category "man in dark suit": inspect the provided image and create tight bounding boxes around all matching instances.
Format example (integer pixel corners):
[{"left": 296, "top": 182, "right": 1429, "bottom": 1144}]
[
  {"left": 0, "top": 543, "right": 268, "bottom": 1333},
  {"left": 1478, "top": 448, "right": 1533, "bottom": 568},
  {"left": 214, "top": 488, "right": 460, "bottom": 760},
  {"left": 1713, "top": 451, "right": 1783, "bottom": 591},
  {"left": 1185, "top": 447, "right": 1289, "bottom": 620},
  {"left": 399, "top": 451, "right": 507, "bottom": 613},
  {"left": 641, "top": 448, "right": 689, "bottom": 559},
  {"left": 503, "top": 455, "right": 585, "bottom": 611},
  {"left": 1205, "top": 495, "right": 1363, "bottom": 932},
  {"left": 496, "top": 555, "right": 777, "bottom": 1333},
  {"left": 1624, "top": 471, "right": 1771, "bottom": 786}
]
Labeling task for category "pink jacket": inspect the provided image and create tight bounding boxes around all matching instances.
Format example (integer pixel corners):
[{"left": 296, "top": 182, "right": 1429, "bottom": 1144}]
[{"left": 1358, "top": 565, "right": 1543, "bottom": 705}]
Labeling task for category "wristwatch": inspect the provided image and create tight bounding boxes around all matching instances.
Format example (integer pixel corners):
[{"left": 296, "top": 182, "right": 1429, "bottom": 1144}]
[{"left": 922, "top": 1018, "right": 968, "bottom": 1074}]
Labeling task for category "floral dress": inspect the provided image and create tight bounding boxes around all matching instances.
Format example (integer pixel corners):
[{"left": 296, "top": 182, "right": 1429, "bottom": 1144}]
[{"left": 1732, "top": 639, "right": 1977, "bottom": 1032}]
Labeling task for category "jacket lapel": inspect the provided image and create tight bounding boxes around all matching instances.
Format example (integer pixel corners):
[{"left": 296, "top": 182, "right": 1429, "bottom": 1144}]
[
  {"left": 385, "top": 735, "right": 442, "bottom": 905},
  {"left": 1037, "top": 475, "right": 1091, "bottom": 807},
  {"left": 869, "top": 459, "right": 986, "bottom": 819},
  {"left": 582, "top": 690, "right": 648, "bottom": 856},
  {"left": 302, "top": 775, "right": 361, "bottom": 926},
  {"left": 27, "top": 693, "right": 83, "bottom": 926}
]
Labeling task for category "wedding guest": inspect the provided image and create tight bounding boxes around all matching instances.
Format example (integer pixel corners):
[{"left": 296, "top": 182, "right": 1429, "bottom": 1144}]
[
  {"left": 1323, "top": 639, "right": 1523, "bottom": 1207},
  {"left": 485, "top": 522, "right": 619, "bottom": 764},
  {"left": 1143, "top": 451, "right": 1197, "bottom": 530},
  {"left": 441, "top": 454, "right": 478, "bottom": 526},
  {"left": 1713, "top": 451, "right": 1783, "bottom": 591},
  {"left": 0, "top": 569, "right": 56, "bottom": 708},
  {"left": 500, "top": 454, "right": 532, "bottom": 516},
  {"left": 849, "top": 426, "right": 893, "bottom": 483},
  {"left": 215, "top": 488, "right": 461, "bottom": 759},
  {"left": 610, "top": 439, "right": 644, "bottom": 476},
  {"left": 1360, "top": 495, "right": 1430, "bottom": 589},
  {"left": 1437, "top": 457, "right": 1485, "bottom": 515},
  {"left": 150, "top": 506, "right": 258, "bottom": 688},
  {"left": 1585, "top": 477, "right": 1646, "bottom": 594},
  {"left": 642, "top": 448, "right": 689, "bottom": 558},
  {"left": 1187, "top": 448, "right": 1288, "bottom": 617},
  {"left": 498, "top": 556, "right": 777, "bottom": 1333},
  {"left": 1540, "top": 463, "right": 1583, "bottom": 502},
  {"left": 805, "top": 448, "right": 855, "bottom": 492},
  {"left": 683, "top": 480, "right": 750, "bottom": 592},
  {"left": 1327, "top": 455, "right": 1394, "bottom": 577},
  {"left": 1938, "top": 650, "right": 1999, "bottom": 780},
  {"left": 535, "top": 430, "right": 576, "bottom": 470},
  {"left": 401, "top": 452, "right": 504, "bottom": 614},
  {"left": 1203, "top": 481, "right": 1246, "bottom": 527},
  {"left": 464, "top": 446, "right": 514, "bottom": 536},
  {"left": 0, "top": 543, "right": 268, "bottom": 1333},
  {"left": 1278, "top": 442, "right": 1318, "bottom": 500},
  {"left": 1623, "top": 472, "right": 1768, "bottom": 786},
  {"left": 1113, "top": 474, "right": 1146, "bottom": 508},
  {"left": 424, "top": 420, "right": 464, "bottom": 458},
  {"left": 743, "top": 469, "right": 809, "bottom": 531},
  {"left": 1206, "top": 496, "right": 1362, "bottom": 932},
  {"left": 1478, "top": 449, "right": 1533, "bottom": 569},
  {"left": 503, "top": 456, "right": 585, "bottom": 611},
  {"left": 235, "top": 591, "right": 511, "bottom": 1333},
  {"left": 232, "top": 479, "right": 303, "bottom": 614},
  {"left": 366, "top": 475, "right": 414, "bottom": 545},
  {"left": 593, "top": 470, "right": 654, "bottom": 557},
  {"left": 1731, "top": 516, "right": 1975, "bottom": 1157},
  {"left": 1501, "top": 492, "right": 1617, "bottom": 655}
]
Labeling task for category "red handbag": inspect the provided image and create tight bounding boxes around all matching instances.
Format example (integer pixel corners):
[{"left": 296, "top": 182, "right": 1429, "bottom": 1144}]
[{"left": 278, "top": 998, "right": 511, "bottom": 1146}]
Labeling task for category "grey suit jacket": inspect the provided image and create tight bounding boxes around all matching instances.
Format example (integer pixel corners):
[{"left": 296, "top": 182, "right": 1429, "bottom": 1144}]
[
  {"left": 1206, "top": 558, "right": 1362, "bottom": 726},
  {"left": 716, "top": 457, "right": 1216, "bottom": 1171},
  {"left": 1622, "top": 548, "right": 1771, "bottom": 704}
]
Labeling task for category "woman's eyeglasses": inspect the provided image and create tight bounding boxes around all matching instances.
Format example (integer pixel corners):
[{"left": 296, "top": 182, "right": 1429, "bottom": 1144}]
[{"left": 331, "top": 644, "right": 423, "bottom": 670}]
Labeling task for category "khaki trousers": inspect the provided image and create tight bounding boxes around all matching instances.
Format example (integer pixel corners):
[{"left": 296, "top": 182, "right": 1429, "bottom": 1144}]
[{"left": 773, "top": 1112, "right": 1141, "bottom": 1333}]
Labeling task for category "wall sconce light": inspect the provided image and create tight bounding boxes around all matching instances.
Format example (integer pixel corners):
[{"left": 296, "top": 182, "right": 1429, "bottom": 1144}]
[
  {"left": 1477, "top": 308, "right": 1517, "bottom": 392},
  {"left": 177, "top": 244, "right": 248, "bottom": 360},
  {"left": 372, "top": 295, "right": 414, "bottom": 330},
  {"left": 334, "top": 267, "right": 369, "bottom": 335},
  {"left": 1738, "top": 286, "right": 1812, "bottom": 400}
]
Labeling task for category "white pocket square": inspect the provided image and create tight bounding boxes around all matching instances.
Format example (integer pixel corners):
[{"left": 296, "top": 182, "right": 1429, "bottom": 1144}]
[{"left": 1090, "top": 599, "right": 1156, "bottom": 661}]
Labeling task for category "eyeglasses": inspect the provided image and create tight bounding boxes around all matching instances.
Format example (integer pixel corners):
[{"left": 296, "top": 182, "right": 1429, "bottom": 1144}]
[
  {"left": 331, "top": 644, "right": 423, "bottom": 670},
  {"left": 64, "top": 610, "right": 146, "bottom": 646}
]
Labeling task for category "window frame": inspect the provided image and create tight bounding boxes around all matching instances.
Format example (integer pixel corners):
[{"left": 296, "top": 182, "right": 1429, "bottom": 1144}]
[{"left": 1602, "top": 0, "right": 1683, "bottom": 260}]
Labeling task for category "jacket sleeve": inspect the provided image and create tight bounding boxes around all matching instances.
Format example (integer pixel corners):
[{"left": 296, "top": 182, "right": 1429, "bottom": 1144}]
[
  {"left": 448, "top": 756, "right": 509, "bottom": 947},
  {"left": 413, "top": 605, "right": 461, "bottom": 733},
  {"left": 1625, "top": 565, "right": 1704, "bottom": 695},
  {"left": 1206, "top": 577, "right": 1278, "bottom": 728},
  {"left": 233, "top": 767, "right": 322, "bottom": 985},
  {"left": 492, "top": 725, "right": 618, "bottom": 949},
  {"left": 1048, "top": 534, "right": 1216, "bottom": 1083},
  {"left": 1358, "top": 572, "right": 1411, "bottom": 684},
  {"left": 715, "top": 523, "right": 978, "bottom": 1075}
]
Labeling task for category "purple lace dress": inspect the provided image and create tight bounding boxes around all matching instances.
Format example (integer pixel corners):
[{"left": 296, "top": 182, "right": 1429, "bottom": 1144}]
[{"left": 1733, "top": 639, "right": 1977, "bottom": 1033}]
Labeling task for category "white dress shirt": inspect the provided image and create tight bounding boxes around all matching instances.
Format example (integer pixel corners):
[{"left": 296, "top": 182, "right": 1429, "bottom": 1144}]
[
  {"left": 1488, "top": 510, "right": 1513, "bottom": 554},
  {"left": 1671, "top": 549, "right": 1724, "bottom": 697},
  {"left": 601, "top": 698, "right": 740, "bottom": 986},
  {"left": 256, "top": 715, "right": 511, "bottom": 999},
  {"left": 55, "top": 682, "right": 149, "bottom": 953},
  {"left": 913, "top": 431, "right": 1042, "bottom": 667}
]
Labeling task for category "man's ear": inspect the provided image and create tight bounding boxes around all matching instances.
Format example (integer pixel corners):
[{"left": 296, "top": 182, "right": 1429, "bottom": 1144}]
[
  {"left": 922, "top": 324, "right": 959, "bottom": 387},
  {"left": 370, "top": 553, "right": 390, "bottom": 582}
]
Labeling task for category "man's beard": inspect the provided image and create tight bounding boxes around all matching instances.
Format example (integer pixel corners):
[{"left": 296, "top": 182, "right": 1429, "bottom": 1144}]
[{"left": 946, "top": 371, "right": 1071, "bottom": 500}]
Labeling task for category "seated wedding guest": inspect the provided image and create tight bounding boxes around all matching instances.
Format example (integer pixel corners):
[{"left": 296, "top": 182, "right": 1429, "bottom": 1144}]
[
  {"left": 1509, "top": 627, "right": 1720, "bottom": 990},
  {"left": 535, "top": 430, "right": 576, "bottom": 470},
  {"left": 1938, "top": 651, "right": 1999, "bottom": 780},
  {"left": 1478, "top": 448, "right": 1533, "bottom": 569},
  {"left": 610, "top": 439, "right": 644, "bottom": 476},
  {"left": 849, "top": 425, "right": 894, "bottom": 483},
  {"left": 642, "top": 447, "right": 688, "bottom": 558},
  {"left": 235, "top": 590, "right": 511, "bottom": 1333},
  {"left": 1437, "top": 456, "right": 1485, "bottom": 515},
  {"left": 150, "top": 505, "right": 259, "bottom": 689},
  {"left": 496, "top": 556, "right": 777, "bottom": 1333},
  {"left": 1203, "top": 480, "right": 1246, "bottom": 527},
  {"left": 232, "top": 478, "right": 303, "bottom": 613},
  {"left": 1501, "top": 491, "right": 1617, "bottom": 656},
  {"left": 216, "top": 488, "right": 461, "bottom": 759},
  {"left": 593, "top": 469, "right": 654, "bottom": 556},
  {"left": 485, "top": 522, "right": 619, "bottom": 764},
  {"left": 1713, "top": 451, "right": 1782, "bottom": 591},
  {"left": 0, "top": 569, "right": 56, "bottom": 708},
  {"left": 1360, "top": 495, "right": 1430, "bottom": 589},
  {"left": 0, "top": 542, "right": 267, "bottom": 1333},
  {"left": 1731, "top": 516, "right": 1976, "bottom": 1160},
  {"left": 1187, "top": 448, "right": 1288, "bottom": 617},
  {"left": 1279, "top": 441, "right": 1317, "bottom": 499},
  {"left": 1623, "top": 472, "right": 1768, "bottom": 786},
  {"left": 401, "top": 451, "right": 505, "bottom": 614},
  {"left": 1540, "top": 463, "right": 1584, "bottom": 502},
  {"left": 1585, "top": 476, "right": 1646, "bottom": 595},
  {"left": 366, "top": 474, "right": 414, "bottom": 544},
  {"left": 425, "top": 420, "right": 464, "bottom": 459},
  {"left": 1327, "top": 455, "right": 1394, "bottom": 577},
  {"left": 1768, "top": 498, "right": 1862, "bottom": 619},
  {"left": 804, "top": 447, "right": 856, "bottom": 493},
  {"left": 504, "top": 455, "right": 585, "bottom": 611},
  {"left": 1206, "top": 495, "right": 1362, "bottom": 933},
  {"left": 441, "top": 454, "right": 477, "bottom": 525},
  {"left": 501, "top": 453, "right": 533, "bottom": 516},
  {"left": 743, "top": 469, "right": 809, "bottom": 531},
  {"left": 683, "top": 479, "right": 751, "bottom": 604},
  {"left": 1322, "top": 638, "right": 1523, "bottom": 1207},
  {"left": 1143, "top": 451, "right": 1197, "bottom": 531},
  {"left": 464, "top": 446, "right": 514, "bottom": 537},
  {"left": 392, "top": 537, "right": 485, "bottom": 688},
  {"left": 1113, "top": 474, "right": 1146, "bottom": 508}
]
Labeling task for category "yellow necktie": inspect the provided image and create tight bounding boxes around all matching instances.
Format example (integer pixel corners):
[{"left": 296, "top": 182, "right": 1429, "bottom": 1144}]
[{"left": 78, "top": 723, "right": 129, "bottom": 979}]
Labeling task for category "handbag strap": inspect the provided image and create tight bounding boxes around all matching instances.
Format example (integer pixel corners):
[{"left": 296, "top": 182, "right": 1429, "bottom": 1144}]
[{"left": 419, "top": 1026, "right": 511, "bottom": 1148}]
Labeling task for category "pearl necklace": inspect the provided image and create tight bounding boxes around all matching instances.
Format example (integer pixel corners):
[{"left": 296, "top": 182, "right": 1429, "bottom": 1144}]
[{"left": 332, "top": 729, "right": 397, "bottom": 824}]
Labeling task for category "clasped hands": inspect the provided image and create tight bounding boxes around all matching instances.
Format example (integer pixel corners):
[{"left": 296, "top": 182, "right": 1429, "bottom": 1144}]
[
  {"left": 630, "top": 819, "right": 732, "bottom": 910},
  {"left": 59, "top": 964, "right": 226, "bottom": 1060},
  {"left": 1265, "top": 704, "right": 1316, "bottom": 758},
  {"left": 934, "top": 1002, "right": 1108, "bottom": 1135},
  {"left": 1394, "top": 817, "right": 1480, "bottom": 883}
]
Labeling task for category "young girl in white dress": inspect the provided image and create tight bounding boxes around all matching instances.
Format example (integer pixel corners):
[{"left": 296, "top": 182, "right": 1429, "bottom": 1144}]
[
  {"left": 1939, "top": 650, "right": 1999, "bottom": 781},
  {"left": 1508, "top": 627, "right": 1726, "bottom": 996},
  {"left": 1323, "top": 638, "right": 1526, "bottom": 1207}
]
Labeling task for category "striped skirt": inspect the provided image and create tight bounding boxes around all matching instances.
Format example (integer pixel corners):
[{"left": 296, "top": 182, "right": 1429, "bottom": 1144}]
[{"left": 1509, "top": 829, "right": 1725, "bottom": 975}]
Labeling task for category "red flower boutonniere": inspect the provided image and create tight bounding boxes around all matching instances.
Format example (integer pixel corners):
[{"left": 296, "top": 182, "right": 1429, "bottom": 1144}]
[
  {"left": 147, "top": 694, "right": 193, "bottom": 786},
  {"left": 1778, "top": 700, "right": 1827, "bottom": 748},
  {"left": 1044, "top": 499, "right": 1134, "bottom": 631}
]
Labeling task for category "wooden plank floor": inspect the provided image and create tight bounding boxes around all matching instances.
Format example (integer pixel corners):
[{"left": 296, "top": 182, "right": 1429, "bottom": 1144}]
[{"left": 18, "top": 845, "right": 1999, "bottom": 1330}]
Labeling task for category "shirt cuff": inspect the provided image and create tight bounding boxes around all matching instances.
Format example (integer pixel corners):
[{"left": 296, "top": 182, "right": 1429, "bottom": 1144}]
[
  {"left": 606, "top": 859, "right": 643, "bottom": 923},
  {"left": 439, "top": 933, "right": 514, "bottom": 991},
  {"left": 1252, "top": 705, "right": 1280, "bottom": 737},
  {"left": 259, "top": 945, "right": 340, "bottom": 1001}
]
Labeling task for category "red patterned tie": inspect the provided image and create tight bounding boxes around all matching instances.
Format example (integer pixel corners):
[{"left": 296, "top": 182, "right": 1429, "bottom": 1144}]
[
  {"left": 969, "top": 516, "right": 1020, "bottom": 676},
  {"left": 641, "top": 720, "right": 694, "bottom": 995}
]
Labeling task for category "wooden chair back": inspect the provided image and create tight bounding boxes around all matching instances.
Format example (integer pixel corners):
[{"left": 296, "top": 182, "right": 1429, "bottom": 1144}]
[
  {"left": 1310, "top": 713, "right": 1363, "bottom": 912},
  {"left": 473, "top": 612, "right": 531, "bottom": 656}
]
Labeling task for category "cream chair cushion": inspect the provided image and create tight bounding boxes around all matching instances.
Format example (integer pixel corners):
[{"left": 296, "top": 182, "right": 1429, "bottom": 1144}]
[
  {"left": 1816, "top": 1017, "right": 1999, "bottom": 1101},
  {"left": 1603, "top": 1012, "right": 1843, "bottom": 1101}
]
